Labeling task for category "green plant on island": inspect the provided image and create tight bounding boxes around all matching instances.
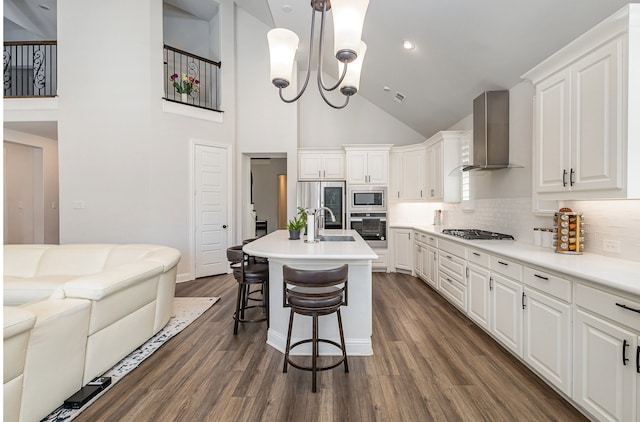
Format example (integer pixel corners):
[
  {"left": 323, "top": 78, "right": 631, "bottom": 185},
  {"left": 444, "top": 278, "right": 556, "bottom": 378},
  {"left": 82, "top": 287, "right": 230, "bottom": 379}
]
[{"left": 287, "top": 215, "right": 306, "bottom": 231}]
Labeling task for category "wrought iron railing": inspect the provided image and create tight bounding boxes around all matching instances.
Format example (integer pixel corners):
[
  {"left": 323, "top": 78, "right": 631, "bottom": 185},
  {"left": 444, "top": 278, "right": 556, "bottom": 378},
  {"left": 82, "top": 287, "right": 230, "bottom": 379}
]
[
  {"left": 3, "top": 41, "right": 57, "bottom": 97},
  {"left": 164, "top": 45, "right": 221, "bottom": 111}
]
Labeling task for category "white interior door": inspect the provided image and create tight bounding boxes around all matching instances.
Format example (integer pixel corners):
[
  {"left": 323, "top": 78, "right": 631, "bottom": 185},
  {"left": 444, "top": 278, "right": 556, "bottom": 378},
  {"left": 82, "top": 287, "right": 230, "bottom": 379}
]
[{"left": 194, "top": 144, "right": 228, "bottom": 277}]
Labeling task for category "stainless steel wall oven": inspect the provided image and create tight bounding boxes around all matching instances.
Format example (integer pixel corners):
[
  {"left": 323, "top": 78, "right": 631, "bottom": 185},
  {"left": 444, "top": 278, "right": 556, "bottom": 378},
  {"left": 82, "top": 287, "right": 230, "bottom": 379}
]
[{"left": 348, "top": 212, "right": 387, "bottom": 248}]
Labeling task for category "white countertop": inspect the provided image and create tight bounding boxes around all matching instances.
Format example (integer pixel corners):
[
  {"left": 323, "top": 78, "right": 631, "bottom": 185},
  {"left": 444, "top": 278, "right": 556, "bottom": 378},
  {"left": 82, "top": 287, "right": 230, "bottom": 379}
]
[
  {"left": 392, "top": 224, "right": 640, "bottom": 297},
  {"left": 243, "top": 229, "right": 378, "bottom": 261}
]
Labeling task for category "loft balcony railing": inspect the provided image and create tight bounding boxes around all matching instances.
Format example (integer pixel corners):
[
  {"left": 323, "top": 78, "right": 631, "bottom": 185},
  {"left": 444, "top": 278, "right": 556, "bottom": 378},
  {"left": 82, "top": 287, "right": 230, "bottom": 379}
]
[
  {"left": 3, "top": 41, "right": 58, "bottom": 98},
  {"left": 164, "top": 45, "right": 221, "bottom": 112}
]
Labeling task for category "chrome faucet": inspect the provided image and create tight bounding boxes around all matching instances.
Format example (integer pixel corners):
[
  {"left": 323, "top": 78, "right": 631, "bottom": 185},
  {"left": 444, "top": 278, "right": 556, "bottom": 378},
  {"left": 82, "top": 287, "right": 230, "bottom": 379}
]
[{"left": 314, "top": 207, "right": 336, "bottom": 233}]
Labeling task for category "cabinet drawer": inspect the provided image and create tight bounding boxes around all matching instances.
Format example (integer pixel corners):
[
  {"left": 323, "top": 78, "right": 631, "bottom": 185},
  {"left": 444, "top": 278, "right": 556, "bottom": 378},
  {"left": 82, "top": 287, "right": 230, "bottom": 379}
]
[
  {"left": 467, "top": 247, "right": 490, "bottom": 268},
  {"left": 414, "top": 231, "right": 424, "bottom": 245},
  {"left": 523, "top": 267, "right": 572, "bottom": 303},
  {"left": 424, "top": 234, "right": 438, "bottom": 247},
  {"left": 490, "top": 256, "right": 523, "bottom": 280},
  {"left": 576, "top": 283, "right": 640, "bottom": 330},
  {"left": 439, "top": 239, "right": 465, "bottom": 259},
  {"left": 439, "top": 253, "right": 466, "bottom": 281},
  {"left": 439, "top": 270, "right": 466, "bottom": 310}
]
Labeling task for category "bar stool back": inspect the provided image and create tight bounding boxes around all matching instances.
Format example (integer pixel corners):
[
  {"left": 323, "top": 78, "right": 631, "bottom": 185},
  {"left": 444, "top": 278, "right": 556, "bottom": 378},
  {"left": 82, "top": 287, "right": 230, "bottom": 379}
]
[
  {"left": 282, "top": 264, "right": 349, "bottom": 393},
  {"left": 226, "top": 245, "right": 269, "bottom": 335}
]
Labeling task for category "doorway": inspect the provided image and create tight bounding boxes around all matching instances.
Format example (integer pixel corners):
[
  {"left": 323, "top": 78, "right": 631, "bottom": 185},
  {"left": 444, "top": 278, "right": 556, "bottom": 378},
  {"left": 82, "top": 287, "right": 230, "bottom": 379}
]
[
  {"left": 250, "top": 157, "right": 287, "bottom": 237},
  {"left": 4, "top": 141, "right": 44, "bottom": 244}
]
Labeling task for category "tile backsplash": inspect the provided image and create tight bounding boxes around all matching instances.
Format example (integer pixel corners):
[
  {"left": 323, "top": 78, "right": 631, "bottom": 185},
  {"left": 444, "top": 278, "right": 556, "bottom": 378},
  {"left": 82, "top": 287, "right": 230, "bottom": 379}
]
[{"left": 389, "top": 198, "right": 640, "bottom": 263}]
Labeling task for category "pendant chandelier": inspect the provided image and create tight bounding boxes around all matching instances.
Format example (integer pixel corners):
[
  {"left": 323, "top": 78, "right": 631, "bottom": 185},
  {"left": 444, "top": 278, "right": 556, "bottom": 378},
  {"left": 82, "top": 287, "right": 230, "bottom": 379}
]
[{"left": 267, "top": 0, "right": 369, "bottom": 109}]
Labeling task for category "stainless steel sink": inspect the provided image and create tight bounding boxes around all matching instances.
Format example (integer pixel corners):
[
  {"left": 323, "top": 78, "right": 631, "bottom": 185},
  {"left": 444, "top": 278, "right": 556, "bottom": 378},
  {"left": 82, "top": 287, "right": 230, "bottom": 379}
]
[{"left": 318, "top": 235, "right": 355, "bottom": 242}]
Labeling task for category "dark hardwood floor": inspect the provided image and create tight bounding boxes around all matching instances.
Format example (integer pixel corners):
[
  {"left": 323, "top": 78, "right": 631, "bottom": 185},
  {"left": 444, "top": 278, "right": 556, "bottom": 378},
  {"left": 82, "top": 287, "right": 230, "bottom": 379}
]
[{"left": 75, "top": 271, "right": 588, "bottom": 421}]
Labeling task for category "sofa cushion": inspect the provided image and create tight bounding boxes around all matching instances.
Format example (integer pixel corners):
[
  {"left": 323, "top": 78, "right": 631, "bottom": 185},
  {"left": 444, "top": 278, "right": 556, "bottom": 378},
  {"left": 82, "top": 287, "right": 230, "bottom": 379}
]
[
  {"left": 3, "top": 276, "right": 76, "bottom": 306},
  {"left": 3, "top": 246, "right": 49, "bottom": 278},
  {"left": 35, "top": 245, "right": 113, "bottom": 276}
]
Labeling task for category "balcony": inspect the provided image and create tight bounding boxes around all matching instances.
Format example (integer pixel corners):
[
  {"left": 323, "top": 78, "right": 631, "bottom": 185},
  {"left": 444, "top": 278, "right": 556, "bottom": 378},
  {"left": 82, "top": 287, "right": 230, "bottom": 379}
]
[
  {"left": 3, "top": 41, "right": 221, "bottom": 113},
  {"left": 3, "top": 41, "right": 57, "bottom": 97},
  {"left": 163, "top": 44, "right": 221, "bottom": 112}
]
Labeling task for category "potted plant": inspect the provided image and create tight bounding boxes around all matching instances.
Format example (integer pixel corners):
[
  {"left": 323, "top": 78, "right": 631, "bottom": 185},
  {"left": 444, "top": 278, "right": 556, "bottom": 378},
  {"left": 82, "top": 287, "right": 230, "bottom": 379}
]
[
  {"left": 169, "top": 73, "right": 200, "bottom": 102},
  {"left": 287, "top": 215, "right": 306, "bottom": 240}
]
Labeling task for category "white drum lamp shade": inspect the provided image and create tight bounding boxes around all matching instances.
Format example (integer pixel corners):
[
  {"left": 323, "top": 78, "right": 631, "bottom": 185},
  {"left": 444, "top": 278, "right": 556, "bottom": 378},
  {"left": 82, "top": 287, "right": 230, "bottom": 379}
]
[
  {"left": 267, "top": 28, "right": 300, "bottom": 87},
  {"left": 331, "top": 0, "right": 369, "bottom": 62}
]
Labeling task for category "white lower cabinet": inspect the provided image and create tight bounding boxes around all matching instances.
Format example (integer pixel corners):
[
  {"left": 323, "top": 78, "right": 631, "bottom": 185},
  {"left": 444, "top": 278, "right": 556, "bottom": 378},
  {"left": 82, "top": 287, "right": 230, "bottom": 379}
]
[
  {"left": 467, "top": 262, "right": 491, "bottom": 331},
  {"left": 490, "top": 272, "right": 524, "bottom": 356},
  {"left": 392, "top": 229, "right": 412, "bottom": 272},
  {"left": 573, "top": 283, "right": 640, "bottom": 422},
  {"left": 438, "top": 240, "right": 467, "bottom": 311},
  {"left": 425, "top": 246, "right": 438, "bottom": 290},
  {"left": 372, "top": 248, "right": 387, "bottom": 272}
]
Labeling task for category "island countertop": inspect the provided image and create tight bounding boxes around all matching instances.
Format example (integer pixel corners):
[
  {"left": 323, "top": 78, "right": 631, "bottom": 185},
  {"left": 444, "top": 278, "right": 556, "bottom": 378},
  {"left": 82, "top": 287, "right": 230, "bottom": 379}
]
[{"left": 243, "top": 229, "right": 378, "bottom": 261}]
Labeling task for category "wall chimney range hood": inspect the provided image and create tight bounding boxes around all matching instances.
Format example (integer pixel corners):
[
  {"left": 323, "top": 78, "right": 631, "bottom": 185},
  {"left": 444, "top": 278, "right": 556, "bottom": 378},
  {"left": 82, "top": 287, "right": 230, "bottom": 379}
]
[{"left": 463, "top": 90, "right": 512, "bottom": 171}]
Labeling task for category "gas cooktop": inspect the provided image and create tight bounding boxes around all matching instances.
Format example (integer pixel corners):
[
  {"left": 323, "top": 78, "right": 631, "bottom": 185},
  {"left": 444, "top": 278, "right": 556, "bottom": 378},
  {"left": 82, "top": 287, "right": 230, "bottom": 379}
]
[{"left": 441, "top": 229, "right": 515, "bottom": 240}]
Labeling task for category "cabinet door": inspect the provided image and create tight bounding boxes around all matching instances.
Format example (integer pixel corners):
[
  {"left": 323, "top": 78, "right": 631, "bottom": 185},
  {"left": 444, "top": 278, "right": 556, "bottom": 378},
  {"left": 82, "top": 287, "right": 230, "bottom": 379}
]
[
  {"left": 574, "top": 308, "right": 637, "bottom": 422},
  {"left": 394, "top": 230, "right": 412, "bottom": 271},
  {"left": 299, "top": 154, "right": 324, "bottom": 180},
  {"left": 389, "top": 152, "right": 402, "bottom": 200},
  {"left": 321, "top": 154, "right": 345, "bottom": 179},
  {"left": 367, "top": 151, "right": 389, "bottom": 185},
  {"left": 426, "top": 246, "right": 438, "bottom": 290},
  {"left": 402, "top": 149, "right": 425, "bottom": 200},
  {"left": 467, "top": 263, "right": 491, "bottom": 331},
  {"left": 571, "top": 38, "right": 623, "bottom": 192},
  {"left": 426, "top": 143, "right": 443, "bottom": 200},
  {"left": 491, "top": 273, "right": 523, "bottom": 356},
  {"left": 414, "top": 243, "right": 423, "bottom": 277},
  {"left": 535, "top": 67, "right": 571, "bottom": 193},
  {"left": 346, "top": 151, "right": 368, "bottom": 184},
  {"left": 523, "top": 288, "right": 572, "bottom": 396}
]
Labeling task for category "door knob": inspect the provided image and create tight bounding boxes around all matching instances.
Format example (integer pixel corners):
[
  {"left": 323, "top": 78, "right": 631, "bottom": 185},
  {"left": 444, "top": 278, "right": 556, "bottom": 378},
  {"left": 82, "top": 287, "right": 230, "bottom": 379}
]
[{"left": 222, "top": 225, "right": 227, "bottom": 229}]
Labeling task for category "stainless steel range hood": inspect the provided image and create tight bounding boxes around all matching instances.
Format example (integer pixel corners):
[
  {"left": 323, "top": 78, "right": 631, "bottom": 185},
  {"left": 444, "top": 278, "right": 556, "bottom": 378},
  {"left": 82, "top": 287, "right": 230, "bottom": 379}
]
[{"left": 463, "top": 90, "right": 511, "bottom": 171}]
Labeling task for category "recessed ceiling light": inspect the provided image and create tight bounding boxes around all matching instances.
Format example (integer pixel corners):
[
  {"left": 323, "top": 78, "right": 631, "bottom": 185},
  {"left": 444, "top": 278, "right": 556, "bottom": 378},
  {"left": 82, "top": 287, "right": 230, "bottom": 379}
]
[
  {"left": 38, "top": 4, "right": 51, "bottom": 10},
  {"left": 282, "top": 5, "right": 293, "bottom": 13},
  {"left": 383, "top": 86, "right": 390, "bottom": 92},
  {"left": 403, "top": 40, "right": 415, "bottom": 50}
]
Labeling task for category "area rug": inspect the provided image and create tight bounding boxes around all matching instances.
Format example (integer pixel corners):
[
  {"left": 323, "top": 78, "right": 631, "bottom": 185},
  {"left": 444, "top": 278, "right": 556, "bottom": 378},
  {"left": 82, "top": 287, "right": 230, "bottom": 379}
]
[{"left": 43, "top": 297, "right": 219, "bottom": 422}]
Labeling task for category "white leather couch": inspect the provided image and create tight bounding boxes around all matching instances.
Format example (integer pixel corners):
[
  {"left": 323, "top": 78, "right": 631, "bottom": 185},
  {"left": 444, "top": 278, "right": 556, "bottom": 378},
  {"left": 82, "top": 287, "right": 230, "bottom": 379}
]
[{"left": 3, "top": 244, "right": 181, "bottom": 422}]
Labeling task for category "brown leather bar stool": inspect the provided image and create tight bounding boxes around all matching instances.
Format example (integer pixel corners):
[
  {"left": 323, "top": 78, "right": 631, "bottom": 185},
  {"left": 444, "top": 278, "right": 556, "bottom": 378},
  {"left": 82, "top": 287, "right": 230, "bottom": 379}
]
[
  {"left": 282, "top": 264, "right": 349, "bottom": 393},
  {"left": 226, "top": 245, "right": 269, "bottom": 335}
]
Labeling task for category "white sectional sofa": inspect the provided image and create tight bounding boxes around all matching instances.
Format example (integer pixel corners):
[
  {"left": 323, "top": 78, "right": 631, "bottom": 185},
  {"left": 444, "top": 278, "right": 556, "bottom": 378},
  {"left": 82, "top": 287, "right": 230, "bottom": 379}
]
[{"left": 3, "top": 244, "right": 181, "bottom": 422}]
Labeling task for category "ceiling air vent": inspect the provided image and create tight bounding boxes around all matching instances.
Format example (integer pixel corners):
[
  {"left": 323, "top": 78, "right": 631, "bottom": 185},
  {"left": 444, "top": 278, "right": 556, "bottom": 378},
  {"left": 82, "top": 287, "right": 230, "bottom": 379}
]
[{"left": 394, "top": 92, "right": 406, "bottom": 103}]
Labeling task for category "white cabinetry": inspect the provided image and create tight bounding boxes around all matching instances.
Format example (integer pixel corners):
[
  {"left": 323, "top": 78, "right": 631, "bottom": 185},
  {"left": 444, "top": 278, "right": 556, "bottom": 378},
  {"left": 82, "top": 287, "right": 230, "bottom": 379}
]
[
  {"left": 523, "top": 5, "right": 640, "bottom": 199},
  {"left": 371, "top": 248, "right": 388, "bottom": 272},
  {"left": 390, "top": 145, "right": 426, "bottom": 200},
  {"left": 522, "top": 268, "right": 572, "bottom": 396},
  {"left": 573, "top": 283, "right": 640, "bottom": 422},
  {"left": 298, "top": 150, "right": 345, "bottom": 180},
  {"left": 490, "top": 256, "right": 524, "bottom": 356},
  {"left": 438, "top": 239, "right": 467, "bottom": 311},
  {"left": 424, "top": 131, "right": 462, "bottom": 203},
  {"left": 425, "top": 245, "right": 438, "bottom": 290},
  {"left": 466, "top": 248, "right": 491, "bottom": 331},
  {"left": 392, "top": 229, "right": 412, "bottom": 272},
  {"left": 344, "top": 145, "right": 392, "bottom": 185}
]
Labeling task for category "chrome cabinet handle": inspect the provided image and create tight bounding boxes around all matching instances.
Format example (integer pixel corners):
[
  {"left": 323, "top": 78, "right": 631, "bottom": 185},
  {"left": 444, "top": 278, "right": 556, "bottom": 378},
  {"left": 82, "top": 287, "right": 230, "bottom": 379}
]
[{"left": 562, "top": 169, "right": 567, "bottom": 187}]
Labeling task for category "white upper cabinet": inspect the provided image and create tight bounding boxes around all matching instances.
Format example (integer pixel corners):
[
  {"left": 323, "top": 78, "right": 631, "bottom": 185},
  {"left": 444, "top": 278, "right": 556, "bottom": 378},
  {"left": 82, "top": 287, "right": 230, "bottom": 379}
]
[
  {"left": 344, "top": 145, "right": 392, "bottom": 185},
  {"left": 298, "top": 150, "right": 345, "bottom": 180},
  {"left": 523, "top": 5, "right": 640, "bottom": 199},
  {"left": 389, "top": 145, "right": 426, "bottom": 201},
  {"left": 424, "top": 131, "right": 462, "bottom": 203}
]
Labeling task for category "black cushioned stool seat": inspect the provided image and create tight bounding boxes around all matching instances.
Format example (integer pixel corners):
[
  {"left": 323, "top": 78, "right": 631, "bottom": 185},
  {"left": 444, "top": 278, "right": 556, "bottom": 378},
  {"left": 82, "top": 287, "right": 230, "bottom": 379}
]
[{"left": 282, "top": 264, "right": 349, "bottom": 393}]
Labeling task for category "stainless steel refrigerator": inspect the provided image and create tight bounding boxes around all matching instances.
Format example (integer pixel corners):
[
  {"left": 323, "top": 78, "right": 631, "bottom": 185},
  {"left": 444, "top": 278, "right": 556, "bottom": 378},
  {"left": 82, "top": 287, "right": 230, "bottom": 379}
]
[{"left": 296, "top": 181, "right": 346, "bottom": 229}]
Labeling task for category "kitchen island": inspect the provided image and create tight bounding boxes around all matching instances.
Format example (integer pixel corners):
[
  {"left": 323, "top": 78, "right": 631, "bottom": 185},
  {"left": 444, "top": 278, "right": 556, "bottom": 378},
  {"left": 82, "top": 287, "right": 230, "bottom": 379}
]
[{"left": 243, "top": 229, "right": 378, "bottom": 356}]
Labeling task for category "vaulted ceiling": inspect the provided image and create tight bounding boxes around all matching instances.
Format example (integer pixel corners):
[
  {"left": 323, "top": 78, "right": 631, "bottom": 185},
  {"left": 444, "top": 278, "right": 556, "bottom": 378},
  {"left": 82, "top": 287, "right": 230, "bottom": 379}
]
[{"left": 4, "top": 0, "right": 637, "bottom": 139}]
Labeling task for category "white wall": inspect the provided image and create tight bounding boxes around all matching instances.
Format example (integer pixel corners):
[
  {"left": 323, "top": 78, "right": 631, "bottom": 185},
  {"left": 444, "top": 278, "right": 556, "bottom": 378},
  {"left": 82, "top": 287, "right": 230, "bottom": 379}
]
[
  {"left": 235, "top": 7, "right": 298, "bottom": 242},
  {"left": 297, "top": 71, "right": 424, "bottom": 147},
  {"left": 163, "top": 4, "right": 216, "bottom": 60},
  {"left": 3, "top": 129, "right": 59, "bottom": 244},
  {"left": 56, "top": 0, "right": 236, "bottom": 281}
]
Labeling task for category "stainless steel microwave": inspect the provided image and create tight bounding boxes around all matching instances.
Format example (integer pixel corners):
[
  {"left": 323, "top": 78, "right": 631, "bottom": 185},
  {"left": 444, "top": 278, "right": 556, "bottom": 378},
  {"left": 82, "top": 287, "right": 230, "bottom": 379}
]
[{"left": 348, "top": 186, "right": 386, "bottom": 211}]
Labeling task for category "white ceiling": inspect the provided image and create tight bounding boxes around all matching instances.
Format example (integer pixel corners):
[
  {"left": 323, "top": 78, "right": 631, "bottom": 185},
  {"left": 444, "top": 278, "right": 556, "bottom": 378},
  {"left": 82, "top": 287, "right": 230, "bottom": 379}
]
[{"left": 3, "top": 0, "right": 637, "bottom": 140}]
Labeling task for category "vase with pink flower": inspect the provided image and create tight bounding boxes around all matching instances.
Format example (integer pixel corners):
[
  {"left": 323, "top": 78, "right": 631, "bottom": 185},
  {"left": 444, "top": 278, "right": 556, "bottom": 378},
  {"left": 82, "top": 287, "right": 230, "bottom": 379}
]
[{"left": 169, "top": 73, "right": 200, "bottom": 103}]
